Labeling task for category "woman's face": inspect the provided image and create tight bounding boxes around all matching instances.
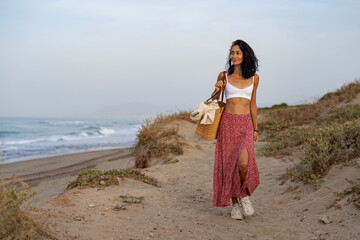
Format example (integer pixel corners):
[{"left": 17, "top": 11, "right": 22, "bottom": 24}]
[{"left": 230, "top": 45, "right": 243, "bottom": 65}]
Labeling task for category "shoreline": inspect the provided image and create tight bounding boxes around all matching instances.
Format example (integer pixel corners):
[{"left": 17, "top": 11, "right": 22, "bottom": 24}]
[
  {"left": 1, "top": 145, "right": 135, "bottom": 165},
  {"left": 0, "top": 147, "right": 135, "bottom": 206}
]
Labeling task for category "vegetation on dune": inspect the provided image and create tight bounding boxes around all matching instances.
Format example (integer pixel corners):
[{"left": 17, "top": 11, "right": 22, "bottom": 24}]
[
  {"left": 258, "top": 79, "right": 360, "bottom": 190},
  {"left": 0, "top": 177, "right": 56, "bottom": 240},
  {"left": 66, "top": 168, "right": 159, "bottom": 189},
  {"left": 258, "top": 79, "right": 360, "bottom": 134},
  {"left": 318, "top": 79, "right": 360, "bottom": 103},
  {"left": 112, "top": 195, "right": 145, "bottom": 211},
  {"left": 133, "top": 111, "right": 192, "bottom": 168},
  {"left": 0, "top": 138, "right": 56, "bottom": 239},
  {"left": 286, "top": 120, "right": 360, "bottom": 189}
]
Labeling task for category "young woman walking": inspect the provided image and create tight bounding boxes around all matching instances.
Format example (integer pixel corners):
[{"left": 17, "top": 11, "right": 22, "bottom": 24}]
[{"left": 212, "top": 39, "right": 260, "bottom": 220}]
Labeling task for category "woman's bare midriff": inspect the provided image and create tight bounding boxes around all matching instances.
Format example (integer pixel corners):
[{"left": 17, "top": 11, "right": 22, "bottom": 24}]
[{"left": 224, "top": 98, "right": 251, "bottom": 115}]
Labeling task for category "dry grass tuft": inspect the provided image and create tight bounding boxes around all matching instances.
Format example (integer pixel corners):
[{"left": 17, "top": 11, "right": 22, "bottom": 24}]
[
  {"left": 0, "top": 177, "right": 57, "bottom": 240},
  {"left": 0, "top": 137, "right": 56, "bottom": 239},
  {"left": 134, "top": 111, "right": 192, "bottom": 168}
]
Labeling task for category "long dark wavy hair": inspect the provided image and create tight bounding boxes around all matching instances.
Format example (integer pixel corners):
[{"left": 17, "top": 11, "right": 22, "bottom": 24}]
[{"left": 226, "top": 39, "right": 259, "bottom": 78}]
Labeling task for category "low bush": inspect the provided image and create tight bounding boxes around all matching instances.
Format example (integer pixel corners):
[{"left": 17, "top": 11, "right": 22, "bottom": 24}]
[
  {"left": 66, "top": 168, "right": 159, "bottom": 190},
  {"left": 286, "top": 120, "right": 360, "bottom": 188},
  {"left": 258, "top": 127, "right": 310, "bottom": 157},
  {"left": 317, "top": 104, "right": 360, "bottom": 124}
]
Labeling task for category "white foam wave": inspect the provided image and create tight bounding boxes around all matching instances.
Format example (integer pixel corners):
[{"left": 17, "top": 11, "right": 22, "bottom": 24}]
[
  {"left": 99, "top": 127, "right": 116, "bottom": 135},
  {"left": 79, "top": 132, "right": 89, "bottom": 137}
]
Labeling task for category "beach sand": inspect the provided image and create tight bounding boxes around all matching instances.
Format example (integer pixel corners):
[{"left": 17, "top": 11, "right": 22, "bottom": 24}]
[
  {"left": 0, "top": 148, "right": 134, "bottom": 206},
  {"left": 1, "top": 119, "right": 359, "bottom": 240}
]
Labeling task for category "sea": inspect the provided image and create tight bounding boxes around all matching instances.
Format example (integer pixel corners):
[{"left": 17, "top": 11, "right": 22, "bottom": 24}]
[{"left": 0, "top": 117, "right": 144, "bottom": 164}]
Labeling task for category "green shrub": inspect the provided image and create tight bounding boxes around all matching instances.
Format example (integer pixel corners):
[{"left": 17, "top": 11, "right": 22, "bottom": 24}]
[
  {"left": 287, "top": 120, "right": 360, "bottom": 188},
  {"left": 318, "top": 104, "right": 360, "bottom": 124},
  {"left": 258, "top": 127, "right": 310, "bottom": 157},
  {"left": 66, "top": 168, "right": 159, "bottom": 190}
]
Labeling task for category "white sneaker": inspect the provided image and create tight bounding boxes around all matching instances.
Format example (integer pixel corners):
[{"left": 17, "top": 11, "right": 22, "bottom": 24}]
[
  {"left": 240, "top": 196, "right": 254, "bottom": 216},
  {"left": 230, "top": 200, "right": 244, "bottom": 220}
]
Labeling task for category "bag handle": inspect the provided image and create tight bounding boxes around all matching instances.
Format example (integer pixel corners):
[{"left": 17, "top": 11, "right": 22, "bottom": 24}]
[{"left": 206, "top": 71, "right": 226, "bottom": 102}]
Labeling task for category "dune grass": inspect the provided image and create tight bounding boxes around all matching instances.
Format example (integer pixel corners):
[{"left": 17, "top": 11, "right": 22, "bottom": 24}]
[
  {"left": 0, "top": 137, "right": 57, "bottom": 239},
  {"left": 259, "top": 79, "right": 360, "bottom": 135},
  {"left": 258, "top": 79, "right": 360, "bottom": 190},
  {"left": 285, "top": 120, "right": 360, "bottom": 189},
  {"left": 0, "top": 177, "right": 57, "bottom": 240},
  {"left": 259, "top": 104, "right": 360, "bottom": 159},
  {"left": 66, "top": 168, "right": 159, "bottom": 190},
  {"left": 133, "top": 111, "right": 192, "bottom": 168}
]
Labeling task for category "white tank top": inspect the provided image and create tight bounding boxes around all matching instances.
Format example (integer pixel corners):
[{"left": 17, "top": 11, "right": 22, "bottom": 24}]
[{"left": 225, "top": 73, "right": 254, "bottom": 101}]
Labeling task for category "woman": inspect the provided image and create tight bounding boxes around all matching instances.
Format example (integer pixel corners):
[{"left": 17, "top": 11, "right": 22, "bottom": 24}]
[{"left": 212, "top": 39, "right": 260, "bottom": 220}]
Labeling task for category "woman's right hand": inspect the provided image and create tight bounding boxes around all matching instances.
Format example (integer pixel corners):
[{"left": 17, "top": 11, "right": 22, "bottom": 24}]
[{"left": 215, "top": 80, "right": 224, "bottom": 90}]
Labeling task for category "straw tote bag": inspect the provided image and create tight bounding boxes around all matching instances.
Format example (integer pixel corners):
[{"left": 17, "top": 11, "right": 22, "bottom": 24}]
[{"left": 195, "top": 73, "right": 226, "bottom": 140}]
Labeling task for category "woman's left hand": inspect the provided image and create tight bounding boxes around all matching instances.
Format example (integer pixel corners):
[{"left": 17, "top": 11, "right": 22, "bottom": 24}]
[{"left": 253, "top": 132, "right": 258, "bottom": 144}]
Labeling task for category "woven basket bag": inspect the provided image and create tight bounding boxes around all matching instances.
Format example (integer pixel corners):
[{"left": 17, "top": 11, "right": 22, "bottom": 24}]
[{"left": 195, "top": 74, "right": 226, "bottom": 141}]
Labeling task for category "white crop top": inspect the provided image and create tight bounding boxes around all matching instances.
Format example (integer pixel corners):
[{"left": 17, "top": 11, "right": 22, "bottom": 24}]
[{"left": 225, "top": 73, "right": 254, "bottom": 101}]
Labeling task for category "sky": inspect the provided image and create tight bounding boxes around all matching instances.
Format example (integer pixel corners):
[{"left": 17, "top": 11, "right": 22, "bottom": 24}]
[{"left": 0, "top": 0, "right": 359, "bottom": 119}]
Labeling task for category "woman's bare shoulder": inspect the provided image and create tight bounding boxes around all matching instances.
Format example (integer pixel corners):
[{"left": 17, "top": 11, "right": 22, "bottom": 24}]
[
  {"left": 216, "top": 71, "right": 227, "bottom": 82},
  {"left": 218, "top": 71, "right": 226, "bottom": 78},
  {"left": 254, "top": 73, "right": 260, "bottom": 84}
]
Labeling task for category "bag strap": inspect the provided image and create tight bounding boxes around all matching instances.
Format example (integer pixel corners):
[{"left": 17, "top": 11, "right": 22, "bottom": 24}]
[{"left": 207, "top": 71, "right": 226, "bottom": 102}]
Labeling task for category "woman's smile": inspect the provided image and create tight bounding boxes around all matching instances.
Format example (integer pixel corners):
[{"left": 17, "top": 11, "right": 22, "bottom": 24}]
[{"left": 230, "top": 45, "right": 243, "bottom": 65}]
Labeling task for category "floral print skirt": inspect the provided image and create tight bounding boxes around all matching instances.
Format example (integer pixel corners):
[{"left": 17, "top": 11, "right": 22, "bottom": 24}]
[{"left": 213, "top": 111, "right": 260, "bottom": 207}]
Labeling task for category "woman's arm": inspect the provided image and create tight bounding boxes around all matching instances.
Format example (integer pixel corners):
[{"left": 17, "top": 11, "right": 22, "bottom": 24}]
[
  {"left": 250, "top": 74, "right": 260, "bottom": 143},
  {"left": 211, "top": 71, "right": 226, "bottom": 100}
]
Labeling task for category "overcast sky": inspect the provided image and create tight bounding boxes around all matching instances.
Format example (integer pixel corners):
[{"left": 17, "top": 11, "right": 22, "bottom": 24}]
[{"left": 0, "top": 0, "right": 359, "bottom": 119}]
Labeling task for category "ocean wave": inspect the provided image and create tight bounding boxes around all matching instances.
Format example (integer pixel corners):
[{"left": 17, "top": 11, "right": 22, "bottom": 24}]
[
  {"left": 79, "top": 132, "right": 89, "bottom": 137},
  {"left": 5, "top": 125, "right": 134, "bottom": 145},
  {"left": 99, "top": 127, "right": 116, "bottom": 135}
]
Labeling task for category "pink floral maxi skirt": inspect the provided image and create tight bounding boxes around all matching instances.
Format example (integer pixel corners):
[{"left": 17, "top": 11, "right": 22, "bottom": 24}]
[{"left": 213, "top": 111, "right": 260, "bottom": 207}]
